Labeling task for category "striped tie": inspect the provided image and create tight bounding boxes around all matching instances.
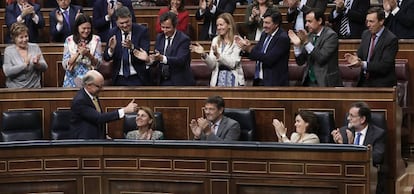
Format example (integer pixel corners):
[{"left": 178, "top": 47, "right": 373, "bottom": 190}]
[{"left": 339, "top": 0, "right": 352, "bottom": 37}]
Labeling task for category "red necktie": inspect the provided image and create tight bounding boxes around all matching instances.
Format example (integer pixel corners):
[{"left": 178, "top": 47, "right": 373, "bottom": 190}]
[{"left": 368, "top": 34, "right": 377, "bottom": 61}]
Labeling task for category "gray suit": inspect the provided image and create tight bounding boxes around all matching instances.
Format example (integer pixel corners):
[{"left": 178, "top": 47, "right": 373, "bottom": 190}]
[
  {"left": 296, "top": 27, "right": 343, "bottom": 87},
  {"left": 200, "top": 116, "right": 241, "bottom": 141}
]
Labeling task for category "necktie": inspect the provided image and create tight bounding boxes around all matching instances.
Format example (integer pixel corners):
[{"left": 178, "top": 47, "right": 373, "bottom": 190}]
[
  {"left": 92, "top": 97, "right": 101, "bottom": 113},
  {"left": 255, "top": 35, "right": 271, "bottom": 79},
  {"left": 339, "top": 0, "right": 351, "bottom": 37},
  {"left": 63, "top": 10, "right": 71, "bottom": 31},
  {"left": 354, "top": 132, "right": 362, "bottom": 145},
  {"left": 122, "top": 32, "right": 130, "bottom": 77},
  {"left": 368, "top": 34, "right": 377, "bottom": 61},
  {"left": 211, "top": 123, "right": 218, "bottom": 135},
  {"left": 308, "top": 35, "right": 319, "bottom": 82},
  {"left": 164, "top": 36, "right": 171, "bottom": 55}
]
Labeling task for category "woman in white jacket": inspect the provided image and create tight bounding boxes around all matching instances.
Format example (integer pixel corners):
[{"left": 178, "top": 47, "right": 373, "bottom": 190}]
[{"left": 191, "top": 13, "right": 245, "bottom": 87}]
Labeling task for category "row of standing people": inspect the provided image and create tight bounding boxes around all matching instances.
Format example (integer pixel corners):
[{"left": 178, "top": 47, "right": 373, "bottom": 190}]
[
  {"left": 4, "top": 0, "right": 414, "bottom": 44},
  {"left": 1, "top": 5, "right": 400, "bottom": 88}
]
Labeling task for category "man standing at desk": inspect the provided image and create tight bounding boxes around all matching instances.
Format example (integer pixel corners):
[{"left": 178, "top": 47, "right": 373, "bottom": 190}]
[
  {"left": 70, "top": 70, "right": 138, "bottom": 139},
  {"left": 190, "top": 96, "right": 240, "bottom": 141}
]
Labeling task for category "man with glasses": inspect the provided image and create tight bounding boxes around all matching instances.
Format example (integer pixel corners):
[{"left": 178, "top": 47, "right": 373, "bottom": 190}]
[
  {"left": 331, "top": 101, "right": 386, "bottom": 194},
  {"left": 190, "top": 96, "right": 240, "bottom": 141},
  {"left": 70, "top": 70, "right": 138, "bottom": 139}
]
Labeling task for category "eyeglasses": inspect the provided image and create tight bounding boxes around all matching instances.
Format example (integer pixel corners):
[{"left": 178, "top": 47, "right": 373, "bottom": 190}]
[
  {"left": 347, "top": 113, "right": 360, "bottom": 118},
  {"left": 91, "top": 83, "right": 103, "bottom": 89}
]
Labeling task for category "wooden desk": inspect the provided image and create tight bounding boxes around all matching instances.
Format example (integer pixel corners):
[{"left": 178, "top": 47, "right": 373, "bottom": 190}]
[
  {"left": 0, "top": 86, "right": 404, "bottom": 194},
  {"left": 0, "top": 140, "right": 374, "bottom": 194}
]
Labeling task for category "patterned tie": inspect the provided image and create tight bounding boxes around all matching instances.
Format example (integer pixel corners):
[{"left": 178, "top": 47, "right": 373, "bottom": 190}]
[
  {"left": 354, "top": 132, "right": 362, "bottom": 145},
  {"left": 122, "top": 32, "right": 130, "bottom": 77},
  {"left": 339, "top": 0, "right": 351, "bottom": 37},
  {"left": 92, "top": 97, "right": 101, "bottom": 113},
  {"left": 211, "top": 123, "right": 218, "bottom": 135},
  {"left": 63, "top": 10, "right": 71, "bottom": 31},
  {"left": 255, "top": 35, "right": 271, "bottom": 79}
]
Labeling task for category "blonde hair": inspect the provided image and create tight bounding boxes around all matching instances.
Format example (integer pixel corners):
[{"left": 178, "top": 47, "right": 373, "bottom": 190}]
[
  {"left": 137, "top": 106, "right": 156, "bottom": 129},
  {"left": 10, "top": 22, "right": 29, "bottom": 42},
  {"left": 216, "top": 13, "right": 238, "bottom": 46}
]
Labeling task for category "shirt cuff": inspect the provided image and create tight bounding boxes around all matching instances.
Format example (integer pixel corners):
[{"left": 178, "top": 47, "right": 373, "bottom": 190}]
[
  {"left": 108, "top": 48, "right": 114, "bottom": 56},
  {"left": 362, "top": 61, "right": 368, "bottom": 70},
  {"left": 118, "top": 108, "right": 125, "bottom": 118},
  {"left": 210, "top": 5, "right": 217, "bottom": 14},
  {"left": 56, "top": 22, "right": 63, "bottom": 31},
  {"left": 304, "top": 42, "right": 314, "bottom": 54},
  {"left": 293, "top": 46, "right": 302, "bottom": 56},
  {"left": 32, "top": 14, "right": 39, "bottom": 24},
  {"left": 391, "top": 7, "right": 400, "bottom": 16},
  {"left": 162, "top": 55, "right": 168, "bottom": 64},
  {"left": 17, "top": 15, "right": 24, "bottom": 23},
  {"left": 105, "top": 15, "right": 111, "bottom": 21}
]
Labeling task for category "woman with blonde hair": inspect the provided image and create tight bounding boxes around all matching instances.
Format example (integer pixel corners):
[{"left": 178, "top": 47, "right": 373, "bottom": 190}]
[
  {"left": 126, "top": 107, "right": 164, "bottom": 140},
  {"left": 191, "top": 13, "right": 245, "bottom": 87}
]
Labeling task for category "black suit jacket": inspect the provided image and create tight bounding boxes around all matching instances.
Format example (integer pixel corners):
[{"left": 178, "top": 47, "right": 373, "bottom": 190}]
[
  {"left": 357, "top": 29, "right": 398, "bottom": 87},
  {"left": 5, "top": 2, "right": 45, "bottom": 43},
  {"left": 339, "top": 124, "right": 386, "bottom": 166},
  {"left": 103, "top": 23, "right": 150, "bottom": 85},
  {"left": 70, "top": 89, "right": 120, "bottom": 139},
  {"left": 287, "top": 0, "right": 328, "bottom": 31},
  {"left": 49, "top": 5, "right": 83, "bottom": 42},
  {"left": 384, "top": 0, "right": 414, "bottom": 39},
  {"left": 328, "top": 0, "right": 369, "bottom": 38},
  {"left": 195, "top": 0, "right": 236, "bottom": 40},
  {"left": 153, "top": 31, "right": 195, "bottom": 86},
  {"left": 248, "top": 28, "right": 290, "bottom": 86}
]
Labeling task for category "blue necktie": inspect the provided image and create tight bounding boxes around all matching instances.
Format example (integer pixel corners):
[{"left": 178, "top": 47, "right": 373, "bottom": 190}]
[
  {"left": 122, "top": 32, "right": 130, "bottom": 77},
  {"left": 63, "top": 10, "right": 71, "bottom": 32},
  {"left": 255, "top": 35, "right": 271, "bottom": 79},
  {"left": 354, "top": 132, "right": 362, "bottom": 145}
]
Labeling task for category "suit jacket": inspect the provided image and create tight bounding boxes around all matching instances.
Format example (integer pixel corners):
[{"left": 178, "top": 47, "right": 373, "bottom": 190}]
[
  {"left": 339, "top": 124, "right": 386, "bottom": 166},
  {"left": 296, "top": 27, "right": 343, "bottom": 87},
  {"left": 93, "top": 0, "right": 136, "bottom": 42},
  {"left": 357, "top": 29, "right": 398, "bottom": 87},
  {"left": 49, "top": 5, "right": 83, "bottom": 42},
  {"left": 328, "top": 0, "right": 369, "bottom": 38},
  {"left": 5, "top": 2, "right": 45, "bottom": 43},
  {"left": 153, "top": 30, "right": 195, "bottom": 86},
  {"left": 195, "top": 0, "right": 236, "bottom": 40},
  {"left": 384, "top": 0, "right": 414, "bottom": 39},
  {"left": 200, "top": 116, "right": 241, "bottom": 141},
  {"left": 70, "top": 89, "right": 120, "bottom": 139},
  {"left": 103, "top": 23, "right": 150, "bottom": 85},
  {"left": 287, "top": 0, "right": 328, "bottom": 31},
  {"left": 204, "top": 36, "right": 244, "bottom": 86},
  {"left": 248, "top": 28, "right": 290, "bottom": 86}
]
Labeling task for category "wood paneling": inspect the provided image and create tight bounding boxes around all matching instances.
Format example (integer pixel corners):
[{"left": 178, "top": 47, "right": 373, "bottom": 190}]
[
  {"left": 0, "top": 86, "right": 404, "bottom": 194},
  {"left": 0, "top": 141, "right": 373, "bottom": 194}
]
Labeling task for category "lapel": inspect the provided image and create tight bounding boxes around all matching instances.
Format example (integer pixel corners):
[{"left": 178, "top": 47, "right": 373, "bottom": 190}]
[
  {"left": 371, "top": 30, "right": 387, "bottom": 60},
  {"left": 363, "top": 125, "right": 373, "bottom": 146},
  {"left": 267, "top": 29, "right": 280, "bottom": 49},
  {"left": 14, "top": 3, "right": 22, "bottom": 17},
  {"left": 69, "top": 6, "right": 77, "bottom": 25},
  {"left": 215, "top": 117, "right": 226, "bottom": 137}
]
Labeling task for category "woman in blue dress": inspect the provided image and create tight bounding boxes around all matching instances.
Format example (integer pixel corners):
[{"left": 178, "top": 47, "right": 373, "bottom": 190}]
[{"left": 62, "top": 14, "right": 102, "bottom": 87}]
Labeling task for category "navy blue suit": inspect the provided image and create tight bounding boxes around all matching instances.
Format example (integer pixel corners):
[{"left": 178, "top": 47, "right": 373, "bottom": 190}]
[
  {"left": 153, "top": 31, "right": 195, "bottom": 86},
  {"left": 49, "top": 5, "right": 83, "bottom": 42},
  {"left": 195, "top": 0, "right": 236, "bottom": 40},
  {"left": 93, "top": 0, "right": 136, "bottom": 42},
  {"left": 247, "top": 28, "right": 290, "bottom": 86},
  {"left": 5, "top": 2, "right": 45, "bottom": 43},
  {"left": 103, "top": 23, "right": 150, "bottom": 86},
  {"left": 70, "top": 89, "right": 120, "bottom": 139},
  {"left": 384, "top": 0, "right": 414, "bottom": 39}
]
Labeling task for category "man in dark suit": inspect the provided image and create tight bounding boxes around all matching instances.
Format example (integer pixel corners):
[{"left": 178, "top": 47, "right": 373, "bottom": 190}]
[
  {"left": 195, "top": 0, "right": 236, "bottom": 40},
  {"left": 49, "top": 0, "right": 83, "bottom": 42},
  {"left": 328, "top": 0, "right": 369, "bottom": 39},
  {"left": 286, "top": 0, "right": 328, "bottom": 32},
  {"left": 5, "top": 0, "right": 45, "bottom": 43},
  {"left": 331, "top": 101, "right": 386, "bottom": 194},
  {"left": 190, "top": 96, "right": 240, "bottom": 141},
  {"left": 134, "top": 12, "right": 195, "bottom": 86},
  {"left": 70, "top": 70, "right": 138, "bottom": 139},
  {"left": 383, "top": 0, "right": 414, "bottom": 39},
  {"left": 289, "top": 8, "right": 343, "bottom": 87},
  {"left": 103, "top": 6, "right": 150, "bottom": 86},
  {"left": 344, "top": 7, "right": 398, "bottom": 87},
  {"left": 236, "top": 11, "right": 290, "bottom": 86},
  {"left": 93, "top": 0, "right": 136, "bottom": 42}
]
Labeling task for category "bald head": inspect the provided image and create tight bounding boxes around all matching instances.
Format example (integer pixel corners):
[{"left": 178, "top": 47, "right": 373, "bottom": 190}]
[{"left": 83, "top": 70, "right": 104, "bottom": 96}]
